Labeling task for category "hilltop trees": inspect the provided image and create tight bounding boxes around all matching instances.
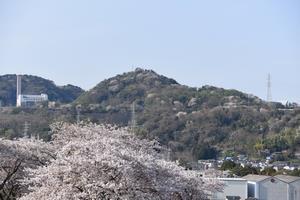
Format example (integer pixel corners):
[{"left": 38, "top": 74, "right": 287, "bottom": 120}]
[{"left": 0, "top": 123, "right": 222, "bottom": 200}]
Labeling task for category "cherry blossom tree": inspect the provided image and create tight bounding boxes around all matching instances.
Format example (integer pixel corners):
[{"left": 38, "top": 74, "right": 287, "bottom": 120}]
[
  {"left": 18, "top": 123, "right": 222, "bottom": 200},
  {"left": 0, "top": 123, "right": 222, "bottom": 199},
  {"left": 0, "top": 137, "right": 54, "bottom": 199}
]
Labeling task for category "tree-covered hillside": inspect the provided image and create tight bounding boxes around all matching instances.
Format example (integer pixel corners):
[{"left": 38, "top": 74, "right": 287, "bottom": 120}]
[
  {"left": 0, "top": 74, "right": 84, "bottom": 106},
  {"left": 0, "top": 69, "right": 299, "bottom": 162},
  {"left": 75, "top": 68, "right": 300, "bottom": 161}
]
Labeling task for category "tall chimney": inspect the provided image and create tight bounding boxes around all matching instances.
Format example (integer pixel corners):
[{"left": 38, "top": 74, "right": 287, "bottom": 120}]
[{"left": 16, "top": 75, "right": 22, "bottom": 106}]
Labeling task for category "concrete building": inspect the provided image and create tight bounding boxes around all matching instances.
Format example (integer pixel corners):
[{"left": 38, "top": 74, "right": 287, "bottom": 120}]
[
  {"left": 16, "top": 75, "right": 48, "bottom": 107},
  {"left": 275, "top": 175, "right": 300, "bottom": 200},
  {"left": 244, "top": 174, "right": 300, "bottom": 200},
  {"left": 211, "top": 178, "right": 248, "bottom": 200},
  {"left": 17, "top": 94, "right": 48, "bottom": 107}
]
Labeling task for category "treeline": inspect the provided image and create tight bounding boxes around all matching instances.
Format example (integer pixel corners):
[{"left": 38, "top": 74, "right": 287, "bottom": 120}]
[
  {"left": 254, "top": 128, "right": 300, "bottom": 160},
  {"left": 221, "top": 160, "right": 300, "bottom": 177}
]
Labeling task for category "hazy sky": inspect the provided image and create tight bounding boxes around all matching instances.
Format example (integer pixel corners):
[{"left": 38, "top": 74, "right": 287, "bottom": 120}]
[{"left": 0, "top": 0, "right": 299, "bottom": 102}]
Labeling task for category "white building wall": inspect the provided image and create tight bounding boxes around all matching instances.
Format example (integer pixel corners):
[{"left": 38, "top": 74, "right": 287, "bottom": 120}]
[
  {"left": 289, "top": 180, "right": 300, "bottom": 200},
  {"left": 211, "top": 179, "right": 248, "bottom": 200},
  {"left": 255, "top": 182, "right": 260, "bottom": 199},
  {"left": 17, "top": 94, "right": 48, "bottom": 107},
  {"left": 259, "top": 178, "right": 288, "bottom": 200}
]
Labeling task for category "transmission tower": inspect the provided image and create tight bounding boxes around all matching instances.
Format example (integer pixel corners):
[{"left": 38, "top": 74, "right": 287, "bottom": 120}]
[
  {"left": 267, "top": 73, "right": 272, "bottom": 102},
  {"left": 166, "top": 147, "right": 171, "bottom": 161},
  {"left": 131, "top": 101, "right": 137, "bottom": 133},
  {"left": 23, "top": 121, "right": 30, "bottom": 138},
  {"left": 76, "top": 106, "right": 81, "bottom": 124}
]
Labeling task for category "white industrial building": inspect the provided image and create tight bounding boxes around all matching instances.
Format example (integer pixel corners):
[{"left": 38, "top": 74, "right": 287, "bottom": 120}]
[
  {"left": 211, "top": 178, "right": 248, "bottom": 200},
  {"left": 275, "top": 175, "right": 300, "bottom": 200},
  {"left": 16, "top": 75, "right": 48, "bottom": 107},
  {"left": 206, "top": 175, "right": 300, "bottom": 200},
  {"left": 243, "top": 174, "right": 300, "bottom": 200},
  {"left": 17, "top": 94, "right": 48, "bottom": 107}
]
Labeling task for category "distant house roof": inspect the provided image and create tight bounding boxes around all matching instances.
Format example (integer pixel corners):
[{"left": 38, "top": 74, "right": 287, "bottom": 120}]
[
  {"left": 242, "top": 175, "right": 270, "bottom": 182},
  {"left": 275, "top": 175, "right": 300, "bottom": 183}
]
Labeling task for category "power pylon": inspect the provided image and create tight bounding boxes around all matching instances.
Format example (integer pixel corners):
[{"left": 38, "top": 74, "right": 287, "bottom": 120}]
[
  {"left": 131, "top": 101, "right": 137, "bottom": 133},
  {"left": 23, "top": 121, "right": 30, "bottom": 138},
  {"left": 76, "top": 105, "right": 81, "bottom": 124}
]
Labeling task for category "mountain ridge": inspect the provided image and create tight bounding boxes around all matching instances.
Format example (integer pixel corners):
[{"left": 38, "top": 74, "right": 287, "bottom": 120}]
[
  {"left": 74, "top": 68, "right": 300, "bottom": 161},
  {"left": 0, "top": 69, "right": 299, "bottom": 162}
]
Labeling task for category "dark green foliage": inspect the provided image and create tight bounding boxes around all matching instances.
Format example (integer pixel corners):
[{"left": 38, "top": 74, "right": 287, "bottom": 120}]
[
  {"left": 221, "top": 160, "right": 300, "bottom": 177},
  {"left": 193, "top": 144, "right": 218, "bottom": 160},
  {"left": 257, "top": 128, "right": 300, "bottom": 159},
  {"left": 289, "top": 169, "right": 300, "bottom": 176},
  {"left": 231, "top": 165, "right": 259, "bottom": 177},
  {"left": 261, "top": 167, "right": 277, "bottom": 176},
  {"left": 221, "top": 160, "right": 237, "bottom": 171},
  {"left": 0, "top": 107, "right": 75, "bottom": 140},
  {"left": 220, "top": 161, "right": 260, "bottom": 177}
]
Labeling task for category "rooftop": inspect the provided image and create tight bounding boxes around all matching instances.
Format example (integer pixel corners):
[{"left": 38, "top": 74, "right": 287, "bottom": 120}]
[
  {"left": 275, "top": 175, "right": 300, "bottom": 183},
  {"left": 242, "top": 175, "right": 270, "bottom": 182},
  {"left": 218, "top": 178, "right": 247, "bottom": 181}
]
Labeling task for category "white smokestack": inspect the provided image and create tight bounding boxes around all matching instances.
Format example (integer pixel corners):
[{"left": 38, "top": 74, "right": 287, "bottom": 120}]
[
  {"left": 16, "top": 75, "right": 22, "bottom": 107},
  {"left": 17, "top": 75, "right": 22, "bottom": 96}
]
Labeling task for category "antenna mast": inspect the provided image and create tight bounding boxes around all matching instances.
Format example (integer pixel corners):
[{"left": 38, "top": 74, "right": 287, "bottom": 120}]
[{"left": 267, "top": 73, "right": 272, "bottom": 102}]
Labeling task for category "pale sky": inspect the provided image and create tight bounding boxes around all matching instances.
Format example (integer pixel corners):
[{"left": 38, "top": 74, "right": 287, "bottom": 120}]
[{"left": 0, "top": 0, "right": 299, "bottom": 102}]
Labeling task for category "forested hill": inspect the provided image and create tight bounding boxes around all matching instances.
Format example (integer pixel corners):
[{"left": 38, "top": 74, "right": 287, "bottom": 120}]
[
  {"left": 75, "top": 68, "right": 300, "bottom": 161},
  {"left": 0, "top": 69, "right": 298, "bottom": 162},
  {"left": 0, "top": 74, "right": 84, "bottom": 106}
]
